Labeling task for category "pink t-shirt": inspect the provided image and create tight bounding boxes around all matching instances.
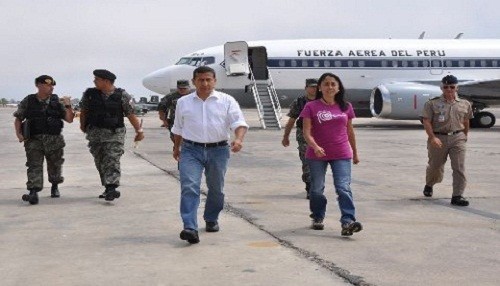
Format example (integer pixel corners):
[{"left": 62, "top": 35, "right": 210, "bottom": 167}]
[{"left": 299, "top": 100, "right": 355, "bottom": 160}]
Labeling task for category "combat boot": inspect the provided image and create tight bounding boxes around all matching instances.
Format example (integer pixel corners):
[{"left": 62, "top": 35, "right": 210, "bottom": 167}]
[
  {"left": 51, "top": 184, "right": 60, "bottom": 198},
  {"left": 22, "top": 189, "right": 39, "bottom": 205},
  {"left": 103, "top": 185, "right": 121, "bottom": 201}
]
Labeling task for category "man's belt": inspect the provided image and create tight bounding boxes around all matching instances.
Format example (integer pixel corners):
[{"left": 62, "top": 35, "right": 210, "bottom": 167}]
[
  {"left": 433, "top": 130, "right": 463, "bottom": 136},
  {"left": 183, "top": 139, "right": 228, "bottom": 148}
]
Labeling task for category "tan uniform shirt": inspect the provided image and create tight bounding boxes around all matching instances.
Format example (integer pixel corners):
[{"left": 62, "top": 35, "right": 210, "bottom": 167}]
[{"left": 422, "top": 96, "right": 473, "bottom": 133}]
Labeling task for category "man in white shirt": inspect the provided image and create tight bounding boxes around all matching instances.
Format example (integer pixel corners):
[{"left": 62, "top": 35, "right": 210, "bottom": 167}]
[{"left": 172, "top": 66, "right": 248, "bottom": 244}]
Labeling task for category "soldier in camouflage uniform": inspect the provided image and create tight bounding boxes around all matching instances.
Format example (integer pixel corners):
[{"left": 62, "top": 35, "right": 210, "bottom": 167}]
[
  {"left": 79, "top": 69, "right": 144, "bottom": 201},
  {"left": 282, "top": 79, "right": 318, "bottom": 199},
  {"left": 14, "top": 75, "right": 75, "bottom": 205},
  {"left": 163, "top": 80, "right": 191, "bottom": 141}
]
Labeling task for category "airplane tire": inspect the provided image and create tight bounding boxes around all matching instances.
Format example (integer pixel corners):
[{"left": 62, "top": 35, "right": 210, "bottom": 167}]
[{"left": 472, "top": 111, "right": 496, "bottom": 128}]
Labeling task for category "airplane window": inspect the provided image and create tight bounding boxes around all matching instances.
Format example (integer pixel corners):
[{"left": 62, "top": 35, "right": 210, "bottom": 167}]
[
  {"left": 445, "top": 60, "right": 452, "bottom": 67},
  {"left": 493, "top": 60, "right": 498, "bottom": 67},
  {"left": 469, "top": 60, "right": 476, "bottom": 67},
  {"left": 381, "top": 60, "right": 388, "bottom": 67},
  {"left": 412, "top": 60, "right": 419, "bottom": 67},
  {"left": 358, "top": 60, "right": 365, "bottom": 67},
  {"left": 201, "top": 57, "right": 215, "bottom": 65},
  {"left": 324, "top": 60, "right": 331, "bottom": 67},
  {"left": 279, "top": 60, "right": 285, "bottom": 67},
  {"left": 334, "top": 61, "right": 342, "bottom": 67},
  {"left": 422, "top": 60, "right": 429, "bottom": 67},
  {"left": 347, "top": 60, "right": 354, "bottom": 67},
  {"left": 432, "top": 60, "right": 441, "bottom": 67},
  {"left": 313, "top": 60, "right": 320, "bottom": 67},
  {"left": 291, "top": 60, "right": 297, "bottom": 67},
  {"left": 301, "top": 60, "right": 308, "bottom": 67},
  {"left": 391, "top": 60, "right": 398, "bottom": 67},
  {"left": 458, "top": 60, "right": 465, "bottom": 67},
  {"left": 401, "top": 60, "right": 408, "bottom": 67},
  {"left": 176, "top": 57, "right": 191, "bottom": 65},
  {"left": 481, "top": 60, "right": 487, "bottom": 67}
]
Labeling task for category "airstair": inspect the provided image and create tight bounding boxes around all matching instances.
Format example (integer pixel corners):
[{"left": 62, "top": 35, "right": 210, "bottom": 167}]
[{"left": 249, "top": 68, "right": 282, "bottom": 129}]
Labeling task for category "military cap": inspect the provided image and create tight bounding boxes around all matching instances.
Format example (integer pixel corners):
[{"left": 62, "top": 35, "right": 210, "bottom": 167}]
[
  {"left": 35, "top": 75, "right": 56, "bottom": 86},
  {"left": 176, "top": 79, "right": 190, "bottom": 88},
  {"left": 441, "top": 75, "right": 458, "bottom": 85},
  {"left": 305, "top": 78, "right": 318, "bottom": 87},
  {"left": 93, "top": 69, "right": 116, "bottom": 81}
]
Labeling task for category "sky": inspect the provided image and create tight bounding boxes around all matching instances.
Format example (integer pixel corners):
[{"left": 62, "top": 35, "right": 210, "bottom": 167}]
[{"left": 1, "top": 0, "right": 499, "bottom": 101}]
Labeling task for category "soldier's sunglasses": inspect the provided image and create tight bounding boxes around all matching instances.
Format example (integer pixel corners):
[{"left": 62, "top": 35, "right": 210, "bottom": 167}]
[{"left": 443, "top": 85, "right": 456, "bottom": 90}]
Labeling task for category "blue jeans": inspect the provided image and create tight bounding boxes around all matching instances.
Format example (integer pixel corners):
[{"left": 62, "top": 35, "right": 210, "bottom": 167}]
[
  {"left": 179, "top": 142, "right": 230, "bottom": 230},
  {"left": 308, "top": 159, "right": 356, "bottom": 225}
]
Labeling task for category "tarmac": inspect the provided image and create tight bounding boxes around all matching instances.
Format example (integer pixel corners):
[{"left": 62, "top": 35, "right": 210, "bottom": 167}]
[{"left": 0, "top": 107, "right": 499, "bottom": 286}]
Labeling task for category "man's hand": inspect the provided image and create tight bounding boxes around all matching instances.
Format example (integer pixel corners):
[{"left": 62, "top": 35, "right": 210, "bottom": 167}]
[
  {"left": 430, "top": 137, "right": 443, "bottom": 148},
  {"left": 16, "top": 133, "right": 24, "bottom": 143},
  {"left": 282, "top": 136, "right": 290, "bottom": 147},
  {"left": 62, "top": 96, "right": 72, "bottom": 106},
  {"left": 134, "top": 131, "right": 144, "bottom": 142},
  {"left": 231, "top": 138, "right": 243, "bottom": 153},
  {"left": 173, "top": 147, "right": 180, "bottom": 161}
]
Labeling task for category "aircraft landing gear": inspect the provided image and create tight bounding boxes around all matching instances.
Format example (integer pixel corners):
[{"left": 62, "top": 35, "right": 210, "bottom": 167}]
[{"left": 470, "top": 111, "right": 496, "bottom": 128}]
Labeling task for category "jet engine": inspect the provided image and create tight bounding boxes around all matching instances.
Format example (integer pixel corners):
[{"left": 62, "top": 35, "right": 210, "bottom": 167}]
[{"left": 370, "top": 82, "right": 442, "bottom": 119}]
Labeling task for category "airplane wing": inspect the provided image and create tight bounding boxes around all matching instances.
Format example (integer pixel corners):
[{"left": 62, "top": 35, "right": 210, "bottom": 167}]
[{"left": 458, "top": 79, "right": 500, "bottom": 102}]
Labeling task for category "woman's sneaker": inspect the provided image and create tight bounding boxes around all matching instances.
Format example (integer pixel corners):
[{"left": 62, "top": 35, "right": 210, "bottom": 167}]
[{"left": 341, "top": 221, "right": 363, "bottom": 236}]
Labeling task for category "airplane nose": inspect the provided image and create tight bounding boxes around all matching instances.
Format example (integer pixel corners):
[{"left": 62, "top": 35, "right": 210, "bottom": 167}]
[{"left": 142, "top": 69, "right": 171, "bottom": 94}]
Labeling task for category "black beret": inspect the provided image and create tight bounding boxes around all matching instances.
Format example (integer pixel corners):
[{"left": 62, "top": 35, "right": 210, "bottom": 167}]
[
  {"left": 35, "top": 75, "right": 56, "bottom": 86},
  {"left": 305, "top": 78, "right": 318, "bottom": 87},
  {"left": 93, "top": 69, "right": 116, "bottom": 81},
  {"left": 441, "top": 75, "right": 458, "bottom": 85},
  {"left": 176, "top": 79, "right": 190, "bottom": 88}
]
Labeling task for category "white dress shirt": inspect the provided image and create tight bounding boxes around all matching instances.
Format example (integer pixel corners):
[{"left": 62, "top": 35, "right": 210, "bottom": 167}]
[{"left": 171, "top": 90, "right": 248, "bottom": 143}]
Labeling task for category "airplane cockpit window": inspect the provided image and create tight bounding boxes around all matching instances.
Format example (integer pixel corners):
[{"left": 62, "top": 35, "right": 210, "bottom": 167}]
[
  {"left": 175, "top": 57, "right": 215, "bottom": 66},
  {"left": 176, "top": 57, "right": 191, "bottom": 65},
  {"left": 201, "top": 57, "right": 215, "bottom": 65}
]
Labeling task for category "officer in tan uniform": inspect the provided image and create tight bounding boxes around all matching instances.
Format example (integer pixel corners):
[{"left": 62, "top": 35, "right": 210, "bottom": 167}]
[{"left": 421, "top": 75, "right": 473, "bottom": 206}]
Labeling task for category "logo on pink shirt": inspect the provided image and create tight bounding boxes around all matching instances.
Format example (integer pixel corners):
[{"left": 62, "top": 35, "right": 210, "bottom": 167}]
[{"left": 317, "top": 110, "right": 346, "bottom": 123}]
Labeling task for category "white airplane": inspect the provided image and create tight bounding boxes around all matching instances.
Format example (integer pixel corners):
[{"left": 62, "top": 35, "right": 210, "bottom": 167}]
[{"left": 143, "top": 39, "right": 500, "bottom": 128}]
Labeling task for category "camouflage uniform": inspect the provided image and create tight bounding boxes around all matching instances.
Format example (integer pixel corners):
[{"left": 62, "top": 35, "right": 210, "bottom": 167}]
[
  {"left": 158, "top": 94, "right": 170, "bottom": 121},
  {"left": 80, "top": 88, "right": 134, "bottom": 187},
  {"left": 287, "top": 95, "right": 313, "bottom": 185},
  {"left": 14, "top": 95, "right": 67, "bottom": 190},
  {"left": 164, "top": 91, "right": 183, "bottom": 140}
]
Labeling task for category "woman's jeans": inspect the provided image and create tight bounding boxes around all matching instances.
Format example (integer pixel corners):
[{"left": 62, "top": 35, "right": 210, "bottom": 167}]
[
  {"left": 308, "top": 159, "right": 356, "bottom": 225},
  {"left": 179, "top": 142, "right": 229, "bottom": 230}
]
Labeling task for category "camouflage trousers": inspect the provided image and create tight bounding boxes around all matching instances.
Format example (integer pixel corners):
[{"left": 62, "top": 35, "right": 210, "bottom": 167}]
[
  {"left": 24, "top": 134, "right": 65, "bottom": 190},
  {"left": 296, "top": 129, "right": 310, "bottom": 184},
  {"left": 86, "top": 127, "right": 125, "bottom": 187}
]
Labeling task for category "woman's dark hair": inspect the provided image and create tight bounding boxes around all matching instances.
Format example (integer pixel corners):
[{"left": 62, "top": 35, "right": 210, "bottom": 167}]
[{"left": 315, "top": 72, "right": 349, "bottom": 111}]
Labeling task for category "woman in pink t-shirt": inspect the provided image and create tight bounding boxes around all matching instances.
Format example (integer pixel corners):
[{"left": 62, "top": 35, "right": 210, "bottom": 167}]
[{"left": 300, "top": 72, "right": 362, "bottom": 236}]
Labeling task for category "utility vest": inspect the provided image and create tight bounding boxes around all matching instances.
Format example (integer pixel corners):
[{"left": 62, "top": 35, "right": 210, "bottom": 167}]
[
  {"left": 295, "top": 96, "right": 308, "bottom": 129},
  {"left": 85, "top": 88, "right": 125, "bottom": 129},
  {"left": 25, "top": 94, "right": 65, "bottom": 136}
]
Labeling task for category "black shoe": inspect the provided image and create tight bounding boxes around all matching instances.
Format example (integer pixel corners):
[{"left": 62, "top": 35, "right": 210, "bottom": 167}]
[
  {"left": 341, "top": 221, "right": 363, "bottom": 236},
  {"left": 206, "top": 221, "right": 219, "bottom": 232},
  {"left": 451, "top": 196, "right": 469, "bottom": 206},
  {"left": 311, "top": 217, "right": 324, "bottom": 230},
  {"left": 100, "top": 186, "right": 121, "bottom": 201},
  {"left": 180, "top": 229, "right": 200, "bottom": 244},
  {"left": 423, "top": 185, "right": 433, "bottom": 197},
  {"left": 51, "top": 184, "right": 60, "bottom": 198},
  {"left": 22, "top": 189, "right": 39, "bottom": 205}
]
